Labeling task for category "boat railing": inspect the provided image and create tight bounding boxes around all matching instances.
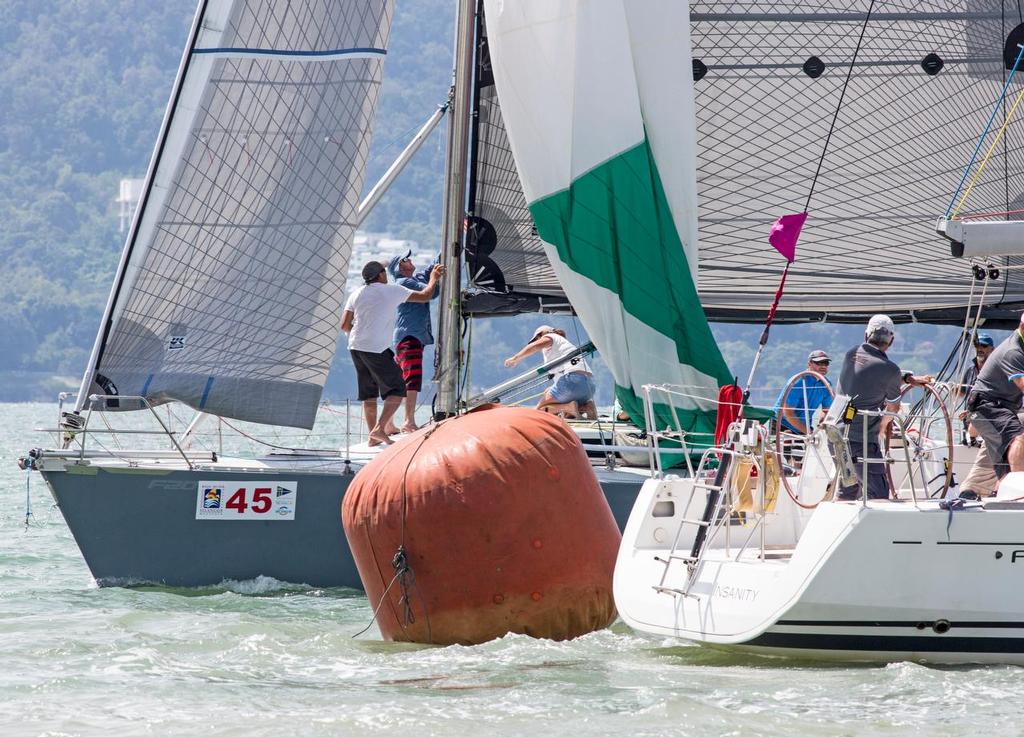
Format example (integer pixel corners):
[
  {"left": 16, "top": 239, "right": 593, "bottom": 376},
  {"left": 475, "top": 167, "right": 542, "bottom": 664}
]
[
  {"left": 641, "top": 382, "right": 757, "bottom": 478},
  {"left": 37, "top": 394, "right": 377, "bottom": 467},
  {"left": 649, "top": 389, "right": 960, "bottom": 591},
  {"left": 654, "top": 436, "right": 775, "bottom": 597},
  {"left": 38, "top": 393, "right": 206, "bottom": 469}
]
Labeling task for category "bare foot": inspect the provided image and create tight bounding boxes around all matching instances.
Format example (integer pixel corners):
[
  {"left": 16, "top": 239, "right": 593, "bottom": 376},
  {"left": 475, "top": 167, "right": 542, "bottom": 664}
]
[
  {"left": 400, "top": 423, "right": 419, "bottom": 433},
  {"left": 368, "top": 431, "right": 394, "bottom": 447},
  {"left": 382, "top": 425, "right": 400, "bottom": 435}
]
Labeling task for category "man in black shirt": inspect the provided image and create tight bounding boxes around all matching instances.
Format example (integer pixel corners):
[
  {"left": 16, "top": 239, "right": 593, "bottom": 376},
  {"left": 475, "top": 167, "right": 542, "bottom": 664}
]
[
  {"left": 968, "top": 317, "right": 1024, "bottom": 478},
  {"left": 836, "top": 314, "right": 930, "bottom": 500}
]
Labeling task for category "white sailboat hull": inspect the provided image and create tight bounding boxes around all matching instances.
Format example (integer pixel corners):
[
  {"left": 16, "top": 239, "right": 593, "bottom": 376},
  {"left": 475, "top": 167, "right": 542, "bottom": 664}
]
[{"left": 615, "top": 477, "right": 1024, "bottom": 664}]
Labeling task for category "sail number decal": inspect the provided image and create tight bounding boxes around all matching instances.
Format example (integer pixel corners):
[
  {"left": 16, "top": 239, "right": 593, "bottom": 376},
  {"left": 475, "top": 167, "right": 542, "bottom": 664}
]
[{"left": 195, "top": 481, "right": 297, "bottom": 520}]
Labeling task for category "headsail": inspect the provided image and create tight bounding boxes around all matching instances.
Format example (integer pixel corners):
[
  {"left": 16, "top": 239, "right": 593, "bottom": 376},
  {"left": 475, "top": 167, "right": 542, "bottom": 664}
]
[
  {"left": 482, "top": 0, "right": 732, "bottom": 430},
  {"left": 462, "top": 7, "right": 570, "bottom": 317},
  {"left": 78, "top": 0, "right": 394, "bottom": 428}
]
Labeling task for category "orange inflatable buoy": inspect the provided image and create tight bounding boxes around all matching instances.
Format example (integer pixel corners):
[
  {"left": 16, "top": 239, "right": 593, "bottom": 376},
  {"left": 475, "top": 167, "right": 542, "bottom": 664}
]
[{"left": 341, "top": 405, "right": 620, "bottom": 645}]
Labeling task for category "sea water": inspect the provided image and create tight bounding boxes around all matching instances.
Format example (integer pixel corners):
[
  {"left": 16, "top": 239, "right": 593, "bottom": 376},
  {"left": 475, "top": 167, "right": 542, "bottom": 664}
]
[{"left": 1, "top": 402, "right": 1021, "bottom": 737}]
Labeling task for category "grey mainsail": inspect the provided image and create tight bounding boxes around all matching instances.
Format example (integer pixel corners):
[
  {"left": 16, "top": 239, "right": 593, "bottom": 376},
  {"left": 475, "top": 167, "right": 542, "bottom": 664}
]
[
  {"left": 464, "top": 1, "right": 1024, "bottom": 327},
  {"left": 78, "top": 0, "right": 394, "bottom": 428}
]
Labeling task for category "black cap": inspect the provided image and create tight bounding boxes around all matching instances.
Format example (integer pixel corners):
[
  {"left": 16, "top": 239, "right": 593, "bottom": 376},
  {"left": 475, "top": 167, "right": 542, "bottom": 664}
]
[{"left": 362, "top": 261, "right": 386, "bottom": 283}]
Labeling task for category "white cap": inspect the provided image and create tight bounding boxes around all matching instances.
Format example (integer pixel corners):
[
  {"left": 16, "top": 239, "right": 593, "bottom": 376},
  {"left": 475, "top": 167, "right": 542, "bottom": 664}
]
[
  {"left": 866, "top": 314, "right": 895, "bottom": 340},
  {"left": 530, "top": 324, "right": 556, "bottom": 341}
]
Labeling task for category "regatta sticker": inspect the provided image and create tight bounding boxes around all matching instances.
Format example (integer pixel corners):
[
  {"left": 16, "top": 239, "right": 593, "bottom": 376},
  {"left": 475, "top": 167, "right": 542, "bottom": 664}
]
[
  {"left": 195, "top": 481, "right": 297, "bottom": 520},
  {"left": 168, "top": 336, "right": 185, "bottom": 350}
]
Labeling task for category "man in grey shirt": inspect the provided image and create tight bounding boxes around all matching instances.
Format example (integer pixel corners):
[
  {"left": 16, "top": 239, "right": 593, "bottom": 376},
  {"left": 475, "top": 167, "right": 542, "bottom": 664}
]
[
  {"left": 968, "top": 315, "right": 1024, "bottom": 478},
  {"left": 836, "top": 314, "right": 930, "bottom": 500}
]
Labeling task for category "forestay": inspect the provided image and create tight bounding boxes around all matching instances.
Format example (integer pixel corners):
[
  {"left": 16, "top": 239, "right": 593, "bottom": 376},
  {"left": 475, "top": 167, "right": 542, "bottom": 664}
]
[
  {"left": 77, "top": 0, "right": 393, "bottom": 428},
  {"left": 482, "top": 0, "right": 732, "bottom": 431}
]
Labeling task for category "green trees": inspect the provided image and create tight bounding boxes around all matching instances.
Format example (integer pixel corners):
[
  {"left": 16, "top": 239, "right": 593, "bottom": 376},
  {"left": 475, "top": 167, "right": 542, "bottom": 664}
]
[{"left": 0, "top": 0, "right": 454, "bottom": 400}]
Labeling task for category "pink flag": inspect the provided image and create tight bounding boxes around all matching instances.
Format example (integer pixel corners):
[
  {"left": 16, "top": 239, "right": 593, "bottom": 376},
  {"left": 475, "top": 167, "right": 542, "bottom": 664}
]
[{"left": 768, "top": 212, "right": 807, "bottom": 263}]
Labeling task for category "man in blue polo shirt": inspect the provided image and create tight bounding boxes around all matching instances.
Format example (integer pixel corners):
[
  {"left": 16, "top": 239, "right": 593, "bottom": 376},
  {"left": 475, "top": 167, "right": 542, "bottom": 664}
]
[
  {"left": 773, "top": 349, "right": 834, "bottom": 435},
  {"left": 384, "top": 250, "right": 440, "bottom": 433}
]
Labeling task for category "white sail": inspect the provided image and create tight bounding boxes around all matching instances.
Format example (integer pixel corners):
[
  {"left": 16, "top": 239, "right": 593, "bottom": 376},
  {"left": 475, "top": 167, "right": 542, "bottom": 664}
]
[
  {"left": 79, "top": 0, "right": 394, "bottom": 428},
  {"left": 483, "top": 0, "right": 731, "bottom": 431}
]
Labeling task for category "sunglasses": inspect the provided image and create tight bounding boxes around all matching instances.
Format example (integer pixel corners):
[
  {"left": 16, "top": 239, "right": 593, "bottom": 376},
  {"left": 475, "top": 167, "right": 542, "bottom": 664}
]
[{"left": 812, "top": 359, "right": 831, "bottom": 365}]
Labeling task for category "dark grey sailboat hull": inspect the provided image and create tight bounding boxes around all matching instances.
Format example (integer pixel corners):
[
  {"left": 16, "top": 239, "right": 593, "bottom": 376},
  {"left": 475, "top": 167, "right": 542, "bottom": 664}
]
[{"left": 42, "top": 465, "right": 642, "bottom": 589}]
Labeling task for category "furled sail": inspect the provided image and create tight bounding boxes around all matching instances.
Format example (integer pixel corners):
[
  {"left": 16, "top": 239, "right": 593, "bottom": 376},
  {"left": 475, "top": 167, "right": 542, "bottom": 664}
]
[
  {"left": 77, "top": 0, "right": 394, "bottom": 428},
  {"left": 482, "top": 0, "right": 732, "bottom": 429},
  {"left": 462, "top": 6, "right": 571, "bottom": 317},
  {"left": 469, "top": 2, "right": 1024, "bottom": 327}
]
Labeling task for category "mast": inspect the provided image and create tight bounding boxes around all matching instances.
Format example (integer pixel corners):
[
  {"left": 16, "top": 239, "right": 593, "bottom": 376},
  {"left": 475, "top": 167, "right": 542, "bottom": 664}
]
[{"left": 433, "top": 0, "right": 476, "bottom": 420}]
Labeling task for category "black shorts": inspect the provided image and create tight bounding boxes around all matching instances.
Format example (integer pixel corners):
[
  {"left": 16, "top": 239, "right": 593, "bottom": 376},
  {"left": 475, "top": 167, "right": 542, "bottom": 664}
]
[
  {"left": 971, "top": 403, "right": 1024, "bottom": 478},
  {"left": 351, "top": 349, "right": 407, "bottom": 401}
]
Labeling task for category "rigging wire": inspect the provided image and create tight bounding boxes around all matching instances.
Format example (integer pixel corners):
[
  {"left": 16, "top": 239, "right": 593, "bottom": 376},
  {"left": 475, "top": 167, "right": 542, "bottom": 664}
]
[
  {"left": 946, "top": 42, "right": 1024, "bottom": 217},
  {"left": 803, "top": 0, "right": 877, "bottom": 214},
  {"left": 950, "top": 86, "right": 1024, "bottom": 218},
  {"left": 745, "top": 1, "right": 878, "bottom": 401}
]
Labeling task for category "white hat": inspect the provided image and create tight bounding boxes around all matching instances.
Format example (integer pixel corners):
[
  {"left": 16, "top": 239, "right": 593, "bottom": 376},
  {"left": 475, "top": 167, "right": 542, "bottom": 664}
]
[
  {"left": 866, "top": 314, "right": 895, "bottom": 339},
  {"left": 530, "top": 325, "right": 556, "bottom": 341}
]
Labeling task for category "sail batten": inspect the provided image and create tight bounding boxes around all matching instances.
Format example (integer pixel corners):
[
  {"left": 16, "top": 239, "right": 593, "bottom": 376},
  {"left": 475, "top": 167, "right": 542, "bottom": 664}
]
[{"left": 80, "top": 0, "right": 394, "bottom": 428}]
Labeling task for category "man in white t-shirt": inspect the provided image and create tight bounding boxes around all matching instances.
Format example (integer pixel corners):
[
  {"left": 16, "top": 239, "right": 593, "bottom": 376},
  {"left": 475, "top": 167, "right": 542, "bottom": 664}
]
[{"left": 342, "top": 260, "right": 444, "bottom": 446}]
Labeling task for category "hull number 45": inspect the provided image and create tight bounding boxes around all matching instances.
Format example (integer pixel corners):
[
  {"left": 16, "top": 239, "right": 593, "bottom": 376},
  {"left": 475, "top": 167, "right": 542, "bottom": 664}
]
[{"left": 195, "top": 481, "right": 297, "bottom": 520}]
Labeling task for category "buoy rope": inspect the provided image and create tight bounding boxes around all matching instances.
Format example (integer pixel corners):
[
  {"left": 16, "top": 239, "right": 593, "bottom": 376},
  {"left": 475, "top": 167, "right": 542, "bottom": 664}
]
[
  {"left": 393, "top": 422, "right": 444, "bottom": 642},
  {"left": 350, "top": 563, "right": 408, "bottom": 638},
  {"left": 393, "top": 546, "right": 418, "bottom": 629},
  {"left": 354, "top": 421, "right": 447, "bottom": 642}
]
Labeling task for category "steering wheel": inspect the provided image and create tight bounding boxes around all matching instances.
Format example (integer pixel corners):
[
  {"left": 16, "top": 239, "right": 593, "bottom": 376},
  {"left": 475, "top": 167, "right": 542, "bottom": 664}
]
[
  {"left": 774, "top": 370, "right": 835, "bottom": 509},
  {"left": 883, "top": 382, "right": 954, "bottom": 499}
]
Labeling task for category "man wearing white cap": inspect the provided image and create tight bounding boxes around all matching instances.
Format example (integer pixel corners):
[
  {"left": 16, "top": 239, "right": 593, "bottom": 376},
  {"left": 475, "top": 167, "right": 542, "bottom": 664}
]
[
  {"left": 837, "top": 314, "right": 930, "bottom": 500},
  {"left": 966, "top": 314, "right": 1024, "bottom": 479},
  {"left": 504, "top": 326, "right": 596, "bottom": 418}
]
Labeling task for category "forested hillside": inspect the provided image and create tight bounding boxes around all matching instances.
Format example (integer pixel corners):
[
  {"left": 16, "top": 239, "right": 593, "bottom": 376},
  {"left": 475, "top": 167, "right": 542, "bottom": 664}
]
[
  {"left": 0, "top": 0, "right": 456, "bottom": 399},
  {"left": 0, "top": 0, "right": 970, "bottom": 406}
]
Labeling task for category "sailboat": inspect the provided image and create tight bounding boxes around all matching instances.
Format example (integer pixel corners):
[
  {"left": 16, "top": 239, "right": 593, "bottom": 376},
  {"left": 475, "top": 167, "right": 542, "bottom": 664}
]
[
  {"left": 609, "top": 1, "right": 1024, "bottom": 664},
  {"left": 19, "top": 0, "right": 668, "bottom": 589}
]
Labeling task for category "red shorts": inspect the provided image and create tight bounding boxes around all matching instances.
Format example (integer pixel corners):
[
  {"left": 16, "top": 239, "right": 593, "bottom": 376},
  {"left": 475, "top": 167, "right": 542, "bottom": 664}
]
[{"left": 395, "top": 336, "right": 424, "bottom": 392}]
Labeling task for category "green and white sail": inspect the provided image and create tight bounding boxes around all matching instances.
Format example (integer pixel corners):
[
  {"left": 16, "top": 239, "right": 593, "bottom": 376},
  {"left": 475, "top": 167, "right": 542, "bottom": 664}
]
[{"left": 482, "top": 0, "right": 731, "bottom": 432}]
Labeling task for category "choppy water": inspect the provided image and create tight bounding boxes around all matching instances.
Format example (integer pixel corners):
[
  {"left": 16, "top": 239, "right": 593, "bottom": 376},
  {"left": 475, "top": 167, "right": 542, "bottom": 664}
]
[{"left": 2, "top": 402, "right": 1022, "bottom": 737}]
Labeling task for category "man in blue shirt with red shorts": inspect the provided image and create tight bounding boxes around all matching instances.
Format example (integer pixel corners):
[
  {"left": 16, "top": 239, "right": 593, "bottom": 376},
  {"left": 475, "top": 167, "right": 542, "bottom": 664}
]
[{"left": 385, "top": 251, "right": 440, "bottom": 433}]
